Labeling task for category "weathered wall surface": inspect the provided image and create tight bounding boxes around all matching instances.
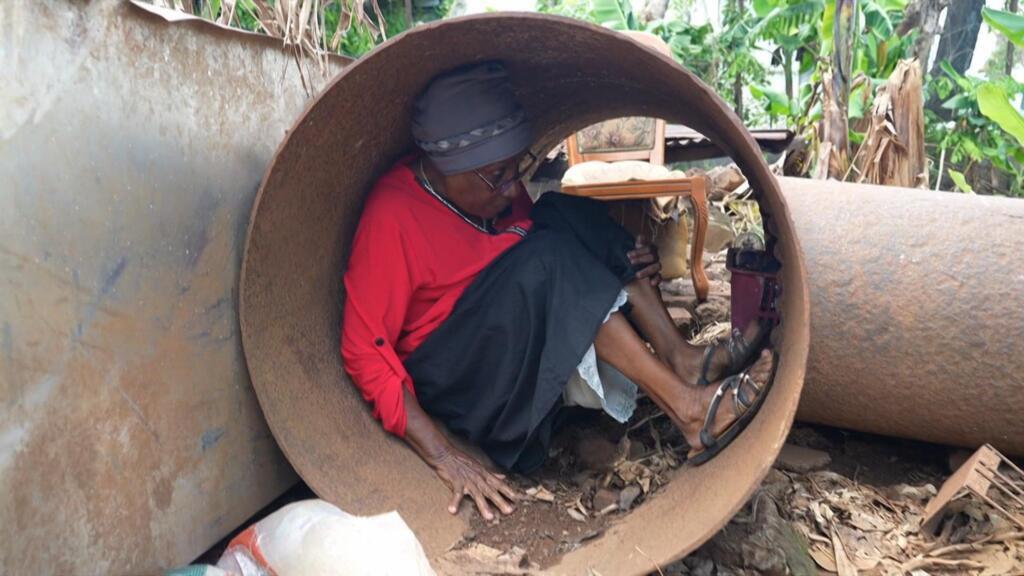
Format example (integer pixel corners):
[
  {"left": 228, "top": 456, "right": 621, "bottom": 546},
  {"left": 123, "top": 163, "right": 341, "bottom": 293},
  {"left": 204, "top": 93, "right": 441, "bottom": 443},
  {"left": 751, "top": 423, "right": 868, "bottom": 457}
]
[
  {"left": 0, "top": 2, "right": 342, "bottom": 573},
  {"left": 784, "top": 178, "right": 1024, "bottom": 455}
]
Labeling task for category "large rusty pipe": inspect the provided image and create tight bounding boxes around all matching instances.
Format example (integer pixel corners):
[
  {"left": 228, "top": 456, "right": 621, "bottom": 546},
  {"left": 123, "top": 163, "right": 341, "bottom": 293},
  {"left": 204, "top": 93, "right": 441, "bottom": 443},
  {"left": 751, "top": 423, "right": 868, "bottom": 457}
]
[
  {"left": 239, "top": 14, "right": 810, "bottom": 574},
  {"left": 781, "top": 178, "right": 1024, "bottom": 455}
]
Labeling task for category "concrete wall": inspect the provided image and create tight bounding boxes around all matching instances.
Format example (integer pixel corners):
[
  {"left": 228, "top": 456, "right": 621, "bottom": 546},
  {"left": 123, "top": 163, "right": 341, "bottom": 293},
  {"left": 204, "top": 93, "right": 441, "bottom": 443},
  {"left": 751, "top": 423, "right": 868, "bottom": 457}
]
[{"left": 0, "top": 2, "right": 343, "bottom": 573}]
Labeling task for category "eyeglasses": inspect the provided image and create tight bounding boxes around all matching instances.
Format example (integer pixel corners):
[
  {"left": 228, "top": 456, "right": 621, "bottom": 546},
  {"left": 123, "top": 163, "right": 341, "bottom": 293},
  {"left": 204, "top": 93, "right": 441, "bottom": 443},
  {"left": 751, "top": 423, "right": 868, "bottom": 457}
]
[{"left": 474, "top": 151, "right": 539, "bottom": 195}]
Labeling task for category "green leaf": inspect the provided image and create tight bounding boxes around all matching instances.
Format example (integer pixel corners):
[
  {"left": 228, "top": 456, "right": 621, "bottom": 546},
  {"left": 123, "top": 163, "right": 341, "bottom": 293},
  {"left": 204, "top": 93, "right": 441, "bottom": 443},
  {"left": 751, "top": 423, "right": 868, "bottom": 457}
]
[
  {"left": 819, "top": 1, "right": 835, "bottom": 49},
  {"left": 590, "top": 0, "right": 634, "bottom": 30},
  {"left": 938, "top": 60, "right": 975, "bottom": 92},
  {"left": 941, "top": 93, "right": 973, "bottom": 111},
  {"left": 977, "top": 82, "right": 1024, "bottom": 148},
  {"left": 861, "top": 0, "right": 894, "bottom": 37},
  {"left": 961, "top": 138, "right": 983, "bottom": 161},
  {"left": 750, "top": 83, "right": 796, "bottom": 116},
  {"left": 753, "top": 0, "right": 775, "bottom": 17},
  {"left": 849, "top": 83, "right": 868, "bottom": 120},
  {"left": 948, "top": 169, "right": 974, "bottom": 193},
  {"left": 983, "top": 7, "right": 1024, "bottom": 48}
]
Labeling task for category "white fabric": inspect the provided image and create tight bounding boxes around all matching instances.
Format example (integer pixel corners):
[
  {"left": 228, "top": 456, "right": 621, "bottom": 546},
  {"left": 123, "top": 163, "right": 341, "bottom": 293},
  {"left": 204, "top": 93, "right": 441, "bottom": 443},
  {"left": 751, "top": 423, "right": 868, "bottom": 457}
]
[
  {"left": 561, "top": 160, "right": 687, "bottom": 186},
  {"left": 563, "top": 289, "right": 638, "bottom": 422}
]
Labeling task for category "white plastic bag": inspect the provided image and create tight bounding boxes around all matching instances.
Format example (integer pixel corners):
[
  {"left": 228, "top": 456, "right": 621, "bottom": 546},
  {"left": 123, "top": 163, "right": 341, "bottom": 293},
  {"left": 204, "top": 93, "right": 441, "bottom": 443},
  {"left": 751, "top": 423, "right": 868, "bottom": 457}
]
[{"left": 217, "top": 499, "right": 435, "bottom": 576}]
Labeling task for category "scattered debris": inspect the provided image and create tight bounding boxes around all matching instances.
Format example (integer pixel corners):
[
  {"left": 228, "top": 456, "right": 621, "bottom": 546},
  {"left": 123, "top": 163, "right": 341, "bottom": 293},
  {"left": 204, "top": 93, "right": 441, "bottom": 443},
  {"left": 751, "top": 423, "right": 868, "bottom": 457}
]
[
  {"left": 525, "top": 485, "right": 555, "bottom": 503},
  {"left": 619, "top": 485, "right": 642, "bottom": 512},
  {"left": 775, "top": 443, "right": 833, "bottom": 474},
  {"left": 668, "top": 306, "right": 693, "bottom": 331},
  {"left": 592, "top": 488, "right": 618, "bottom": 512},
  {"left": 703, "top": 165, "right": 746, "bottom": 202},
  {"left": 460, "top": 397, "right": 688, "bottom": 568},
  {"left": 922, "top": 444, "right": 1024, "bottom": 534},
  {"left": 434, "top": 543, "right": 535, "bottom": 575},
  {"left": 663, "top": 428, "right": 1024, "bottom": 576},
  {"left": 574, "top": 435, "right": 621, "bottom": 472}
]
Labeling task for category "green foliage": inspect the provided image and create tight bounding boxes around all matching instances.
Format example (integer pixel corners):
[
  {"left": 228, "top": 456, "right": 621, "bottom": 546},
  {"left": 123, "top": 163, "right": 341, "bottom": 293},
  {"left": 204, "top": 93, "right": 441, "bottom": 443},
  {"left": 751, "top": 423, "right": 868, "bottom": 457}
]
[
  {"left": 181, "top": 0, "right": 439, "bottom": 58},
  {"left": 982, "top": 6, "right": 1024, "bottom": 49},
  {"left": 749, "top": 84, "right": 797, "bottom": 118},
  {"left": 977, "top": 82, "right": 1024, "bottom": 148},
  {"left": 947, "top": 169, "right": 974, "bottom": 193},
  {"left": 588, "top": 0, "right": 638, "bottom": 30},
  {"left": 928, "top": 63, "right": 1024, "bottom": 196}
]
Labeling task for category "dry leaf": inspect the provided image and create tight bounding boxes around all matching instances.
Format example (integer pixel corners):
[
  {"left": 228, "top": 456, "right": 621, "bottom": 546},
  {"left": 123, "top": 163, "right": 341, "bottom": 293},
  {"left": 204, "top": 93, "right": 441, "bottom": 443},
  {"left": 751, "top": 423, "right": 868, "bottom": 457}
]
[
  {"left": 848, "top": 510, "right": 892, "bottom": 532},
  {"left": 830, "top": 525, "right": 859, "bottom": 576},
  {"left": 575, "top": 499, "right": 590, "bottom": 518},
  {"left": 639, "top": 476, "right": 651, "bottom": 494},
  {"left": 977, "top": 548, "right": 1017, "bottom": 576},
  {"left": 809, "top": 543, "right": 837, "bottom": 572},
  {"left": 526, "top": 486, "right": 555, "bottom": 503},
  {"left": 567, "top": 508, "right": 586, "bottom": 522},
  {"left": 852, "top": 555, "right": 879, "bottom": 571}
]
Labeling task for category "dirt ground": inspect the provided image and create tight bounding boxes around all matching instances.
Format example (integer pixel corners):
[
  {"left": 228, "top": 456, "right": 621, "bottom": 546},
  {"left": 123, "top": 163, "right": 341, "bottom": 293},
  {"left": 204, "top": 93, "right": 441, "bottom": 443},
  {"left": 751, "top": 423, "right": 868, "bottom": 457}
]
[{"left": 439, "top": 418, "right": 1024, "bottom": 575}]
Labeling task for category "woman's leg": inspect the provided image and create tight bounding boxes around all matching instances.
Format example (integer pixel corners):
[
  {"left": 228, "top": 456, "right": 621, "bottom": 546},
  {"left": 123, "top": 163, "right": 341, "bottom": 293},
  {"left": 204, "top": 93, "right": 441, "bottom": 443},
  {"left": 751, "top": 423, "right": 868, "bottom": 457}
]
[
  {"left": 624, "top": 278, "right": 767, "bottom": 386},
  {"left": 623, "top": 278, "right": 705, "bottom": 384},
  {"left": 594, "top": 312, "right": 773, "bottom": 450}
]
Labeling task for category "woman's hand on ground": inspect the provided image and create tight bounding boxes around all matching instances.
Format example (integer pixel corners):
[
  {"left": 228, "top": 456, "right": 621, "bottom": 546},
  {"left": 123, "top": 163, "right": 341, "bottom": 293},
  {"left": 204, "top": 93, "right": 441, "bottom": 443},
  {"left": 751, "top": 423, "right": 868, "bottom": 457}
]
[
  {"left": 628, "top": 235, "right": 663, "bottom": 286},
  {"left": 399, "top": 388, "right": 516, "bottom": 521},
  {"left": 428, "top": 446, "right": 517, "bottom": 521}
]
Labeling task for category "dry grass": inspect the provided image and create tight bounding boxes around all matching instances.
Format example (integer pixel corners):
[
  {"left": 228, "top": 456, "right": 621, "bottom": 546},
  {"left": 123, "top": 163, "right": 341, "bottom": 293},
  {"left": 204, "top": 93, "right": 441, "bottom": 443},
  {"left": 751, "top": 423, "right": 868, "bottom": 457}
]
[
  {"left": 855, "top": 59, "right": 929, "bottom": 188},
  {"left": 151, "top": 0, "right": 388, "bottom": 93}
]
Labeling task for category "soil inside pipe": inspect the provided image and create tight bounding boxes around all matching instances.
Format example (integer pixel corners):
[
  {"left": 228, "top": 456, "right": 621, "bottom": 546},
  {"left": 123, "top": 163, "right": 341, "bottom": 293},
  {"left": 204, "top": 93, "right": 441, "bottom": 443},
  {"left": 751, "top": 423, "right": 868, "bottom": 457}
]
[{"left": 453, "top": 175, "right": 745, "bottom": 567}]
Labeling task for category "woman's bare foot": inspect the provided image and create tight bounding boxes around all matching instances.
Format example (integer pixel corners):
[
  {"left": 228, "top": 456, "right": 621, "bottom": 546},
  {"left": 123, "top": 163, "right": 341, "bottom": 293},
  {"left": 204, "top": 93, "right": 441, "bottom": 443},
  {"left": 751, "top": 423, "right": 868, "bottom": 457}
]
[{"left": 678, "top": 349, "right": 774, "bottom": 453}]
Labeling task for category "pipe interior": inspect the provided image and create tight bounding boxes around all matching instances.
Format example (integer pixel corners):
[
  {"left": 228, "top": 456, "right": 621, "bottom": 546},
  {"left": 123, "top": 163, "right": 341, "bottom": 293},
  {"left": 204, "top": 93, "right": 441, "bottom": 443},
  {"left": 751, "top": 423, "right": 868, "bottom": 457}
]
[{"left": 239, "top": 13, "right": 810, "bottom": 574}]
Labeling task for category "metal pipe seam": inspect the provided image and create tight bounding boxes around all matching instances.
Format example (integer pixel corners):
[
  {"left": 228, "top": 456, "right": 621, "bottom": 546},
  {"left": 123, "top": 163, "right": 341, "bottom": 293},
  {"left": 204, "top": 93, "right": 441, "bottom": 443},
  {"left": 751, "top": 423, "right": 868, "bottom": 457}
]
[{"left": 239, "top": 14, "right": 810, "bottom": 574}]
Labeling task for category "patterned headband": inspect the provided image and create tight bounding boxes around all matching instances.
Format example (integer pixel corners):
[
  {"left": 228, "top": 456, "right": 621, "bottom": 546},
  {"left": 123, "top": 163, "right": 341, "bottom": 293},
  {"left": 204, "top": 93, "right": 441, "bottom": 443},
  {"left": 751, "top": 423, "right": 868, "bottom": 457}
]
[{"left": 414, "top": 110, "right": 526, "bottom": 155}]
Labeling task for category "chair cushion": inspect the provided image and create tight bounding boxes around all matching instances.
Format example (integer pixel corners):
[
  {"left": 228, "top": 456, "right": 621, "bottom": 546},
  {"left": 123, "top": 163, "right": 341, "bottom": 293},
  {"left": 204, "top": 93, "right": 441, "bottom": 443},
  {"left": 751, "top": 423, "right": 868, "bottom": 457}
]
[{"left": 561, "top": 160, "right": 686, "bottom": 186}]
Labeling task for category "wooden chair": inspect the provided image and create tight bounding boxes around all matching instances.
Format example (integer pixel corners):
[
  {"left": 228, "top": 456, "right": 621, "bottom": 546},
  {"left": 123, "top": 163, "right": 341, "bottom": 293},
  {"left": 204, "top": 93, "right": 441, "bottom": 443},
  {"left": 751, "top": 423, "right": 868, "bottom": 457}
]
[{"left": 561, "top": 31, "right": 710, "bottom": 302}]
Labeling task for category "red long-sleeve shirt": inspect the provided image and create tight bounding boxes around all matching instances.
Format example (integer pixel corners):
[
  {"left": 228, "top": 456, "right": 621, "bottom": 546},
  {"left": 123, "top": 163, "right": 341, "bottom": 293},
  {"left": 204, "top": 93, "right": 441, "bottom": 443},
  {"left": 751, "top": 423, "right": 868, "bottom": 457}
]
[{"left": 341, "top": 158, "right": 533, "bottom": 436}]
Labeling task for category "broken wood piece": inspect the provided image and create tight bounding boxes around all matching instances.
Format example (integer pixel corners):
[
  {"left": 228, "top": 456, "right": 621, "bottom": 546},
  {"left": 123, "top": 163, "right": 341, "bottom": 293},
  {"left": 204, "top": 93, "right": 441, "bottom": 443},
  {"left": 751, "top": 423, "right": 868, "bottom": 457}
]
[{"left": 921, "top": 444, "right": 1024, "bottom": 534}]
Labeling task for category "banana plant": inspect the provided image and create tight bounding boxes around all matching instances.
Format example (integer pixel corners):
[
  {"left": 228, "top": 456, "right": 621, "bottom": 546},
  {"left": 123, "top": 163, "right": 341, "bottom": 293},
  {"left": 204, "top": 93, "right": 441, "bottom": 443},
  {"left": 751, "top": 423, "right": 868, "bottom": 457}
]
[
  {"left": 929, "top": 60, "right": 1024, "bottom": 195},
  {"left": 979, "top": 7, "right": 1024, "bottom": 149}
]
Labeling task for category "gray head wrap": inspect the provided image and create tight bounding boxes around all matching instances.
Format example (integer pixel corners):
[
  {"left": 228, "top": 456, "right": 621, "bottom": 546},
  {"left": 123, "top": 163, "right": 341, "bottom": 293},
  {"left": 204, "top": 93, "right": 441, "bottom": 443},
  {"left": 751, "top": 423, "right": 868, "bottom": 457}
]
[{"left": 412, "top": 61, "right": 532, "bottom": 175}]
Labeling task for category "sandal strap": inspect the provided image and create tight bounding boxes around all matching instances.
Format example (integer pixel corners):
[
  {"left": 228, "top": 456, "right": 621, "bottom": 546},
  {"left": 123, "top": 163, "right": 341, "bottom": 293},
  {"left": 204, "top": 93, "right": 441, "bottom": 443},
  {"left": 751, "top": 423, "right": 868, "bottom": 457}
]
[
  {"left": 697, "top": 343, "right": 719, "bottom": 387},
  {"left": 698, "top": 376, "right": 740, "bottom": 450},
  {"left": 698, "top": 327, "right": 752, "bottom": 386},
  {"left": 699, "top": 372, "right": 765, "bottom": 449},
  {"left": 725, "top": 328, "right": 752, "bottom": 373},
  {"left": 733, "top": 372, "right": 760, "bottom": 414}
]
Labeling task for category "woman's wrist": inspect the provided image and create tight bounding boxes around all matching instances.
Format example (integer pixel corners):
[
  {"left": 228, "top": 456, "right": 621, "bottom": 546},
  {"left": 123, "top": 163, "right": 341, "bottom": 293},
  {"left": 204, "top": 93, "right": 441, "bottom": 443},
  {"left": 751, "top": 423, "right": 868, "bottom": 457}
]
[{"left": 414, "top": 434, "right": 454, "bottom": 467}]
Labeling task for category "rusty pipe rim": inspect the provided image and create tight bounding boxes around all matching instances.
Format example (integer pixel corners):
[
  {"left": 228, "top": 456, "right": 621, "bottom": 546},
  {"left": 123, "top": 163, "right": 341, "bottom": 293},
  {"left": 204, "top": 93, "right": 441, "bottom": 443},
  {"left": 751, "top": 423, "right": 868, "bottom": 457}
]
[{"left": 239, "top": 12, "right": 809, "bottom": 574}]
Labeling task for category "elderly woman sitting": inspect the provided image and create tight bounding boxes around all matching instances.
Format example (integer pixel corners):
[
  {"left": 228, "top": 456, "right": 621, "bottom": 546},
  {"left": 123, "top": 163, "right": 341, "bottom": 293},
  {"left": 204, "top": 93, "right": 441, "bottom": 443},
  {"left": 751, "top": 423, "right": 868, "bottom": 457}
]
[{"left": 342, "top": 62, "right": 775, "bottom": 520}]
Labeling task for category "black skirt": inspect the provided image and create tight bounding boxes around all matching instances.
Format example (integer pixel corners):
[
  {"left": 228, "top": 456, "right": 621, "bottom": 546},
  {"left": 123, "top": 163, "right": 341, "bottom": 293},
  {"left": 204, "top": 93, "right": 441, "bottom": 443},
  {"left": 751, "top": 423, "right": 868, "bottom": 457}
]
[{"left": 403, "top": 193, "right": 637, "bottom": 473}]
